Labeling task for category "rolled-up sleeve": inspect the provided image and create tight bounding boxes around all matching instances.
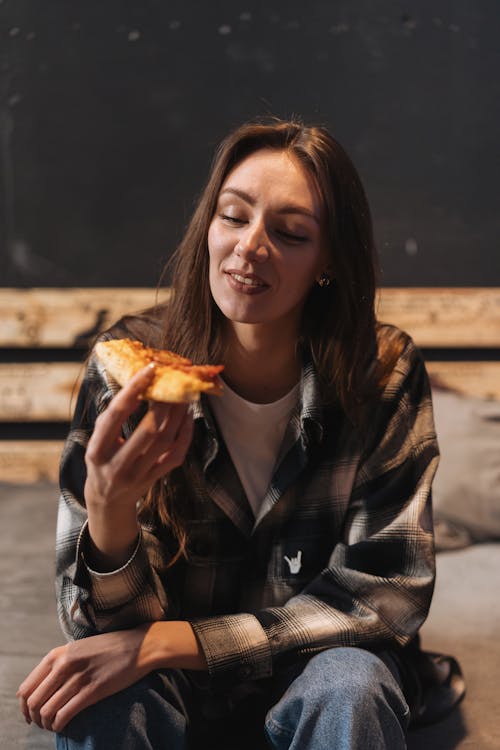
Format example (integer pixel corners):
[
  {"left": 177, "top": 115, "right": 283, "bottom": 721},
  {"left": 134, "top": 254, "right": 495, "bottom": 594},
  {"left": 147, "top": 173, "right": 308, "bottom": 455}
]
[
  {"left": 56, "top": 353, "right": 172, "bottom": 640},
  {"left": 193, "top": 614, "right": 273, "bottom": 682}
]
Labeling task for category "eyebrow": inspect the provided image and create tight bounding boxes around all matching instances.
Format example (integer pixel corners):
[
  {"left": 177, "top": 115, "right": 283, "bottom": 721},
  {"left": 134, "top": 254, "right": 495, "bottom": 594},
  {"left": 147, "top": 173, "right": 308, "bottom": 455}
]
[{"left": 219, "top": 187, "right": 320, "bottom": 224}]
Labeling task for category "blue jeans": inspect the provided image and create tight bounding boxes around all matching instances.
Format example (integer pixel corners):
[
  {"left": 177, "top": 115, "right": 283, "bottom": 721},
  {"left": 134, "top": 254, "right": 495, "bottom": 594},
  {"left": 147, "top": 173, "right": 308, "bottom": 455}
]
[{"left": 56, "top": 647, "right": 410, "bottom": 749}]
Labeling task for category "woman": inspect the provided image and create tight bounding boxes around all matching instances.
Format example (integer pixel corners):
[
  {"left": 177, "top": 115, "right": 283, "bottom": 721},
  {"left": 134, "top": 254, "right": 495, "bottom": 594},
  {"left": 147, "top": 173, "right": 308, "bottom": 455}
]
[{"left": 18, "top": 119, "right": 456, "bottom": 749}]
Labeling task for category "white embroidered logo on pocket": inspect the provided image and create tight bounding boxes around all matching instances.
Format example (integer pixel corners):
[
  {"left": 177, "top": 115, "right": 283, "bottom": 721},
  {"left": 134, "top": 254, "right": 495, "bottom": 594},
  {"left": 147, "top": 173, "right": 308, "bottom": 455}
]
[{"left": 284, "top": 550, "right": 302, "bottom": 574}]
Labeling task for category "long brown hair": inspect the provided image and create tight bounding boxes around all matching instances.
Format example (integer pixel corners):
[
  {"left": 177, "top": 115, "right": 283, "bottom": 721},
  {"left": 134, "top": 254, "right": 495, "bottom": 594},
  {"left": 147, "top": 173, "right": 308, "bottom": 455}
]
[
  {"left": 140, "top": 118, "right": 404, "bottom": 555},
  {"left": 158, "top": 118, "right": 393, "bottom": 408}
]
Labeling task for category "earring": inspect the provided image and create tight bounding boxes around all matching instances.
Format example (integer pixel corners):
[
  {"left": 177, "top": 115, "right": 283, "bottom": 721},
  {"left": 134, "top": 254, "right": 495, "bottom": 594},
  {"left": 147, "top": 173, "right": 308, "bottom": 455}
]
[{"left": 317, "top": 272, "right": 332, "bottom": 288}]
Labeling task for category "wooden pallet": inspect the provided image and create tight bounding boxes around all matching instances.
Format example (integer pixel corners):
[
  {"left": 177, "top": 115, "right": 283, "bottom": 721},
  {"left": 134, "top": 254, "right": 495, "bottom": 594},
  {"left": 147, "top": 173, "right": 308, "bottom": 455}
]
[{"left": 1, "top": 287, "right": 499, "bottom": 483}]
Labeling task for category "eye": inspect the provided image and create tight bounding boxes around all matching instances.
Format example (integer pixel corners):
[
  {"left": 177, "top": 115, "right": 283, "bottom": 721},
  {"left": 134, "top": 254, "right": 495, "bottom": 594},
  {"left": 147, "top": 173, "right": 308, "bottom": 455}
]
[
  {"left": 276, "top": 229, "right": 309, "bottom": 243},
  {"left": 219, "top": 213, "right": 246, "bottom": 225}
]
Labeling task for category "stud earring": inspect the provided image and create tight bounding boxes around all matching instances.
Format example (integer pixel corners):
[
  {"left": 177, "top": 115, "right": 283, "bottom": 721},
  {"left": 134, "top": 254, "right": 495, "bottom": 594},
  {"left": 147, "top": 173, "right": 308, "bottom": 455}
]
[{"left": 317, "top": 272, "right": 332, "bottom": 288}]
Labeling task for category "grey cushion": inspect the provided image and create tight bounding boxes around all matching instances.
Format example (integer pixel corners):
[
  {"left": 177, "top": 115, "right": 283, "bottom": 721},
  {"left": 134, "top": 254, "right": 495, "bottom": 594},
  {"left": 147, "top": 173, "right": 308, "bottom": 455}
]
[{"left": 431, "top": 389, "right": 500, "bottom": 549}]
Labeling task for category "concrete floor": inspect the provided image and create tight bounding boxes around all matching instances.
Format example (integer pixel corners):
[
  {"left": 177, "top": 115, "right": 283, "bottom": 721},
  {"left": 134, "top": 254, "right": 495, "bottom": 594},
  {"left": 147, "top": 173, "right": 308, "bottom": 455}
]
[{"left": 1, "top": 482, "right": 500, "bottom": 749}]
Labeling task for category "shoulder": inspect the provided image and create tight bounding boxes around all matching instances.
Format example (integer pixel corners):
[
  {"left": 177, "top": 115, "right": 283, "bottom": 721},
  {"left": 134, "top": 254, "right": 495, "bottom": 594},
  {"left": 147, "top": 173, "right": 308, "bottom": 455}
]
[
  {"left": 374, "top": 323, "right": 427, "bottom": 397},
  {"left": 358, "top": 324, "right": 435, "bottom": 456}
]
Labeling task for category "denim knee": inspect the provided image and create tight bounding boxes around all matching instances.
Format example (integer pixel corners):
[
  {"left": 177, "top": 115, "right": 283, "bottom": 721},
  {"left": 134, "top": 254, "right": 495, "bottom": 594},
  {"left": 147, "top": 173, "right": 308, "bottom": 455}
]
[
  {"left": 307, "top": 647, "right": 407, "bottom": 706},
  {"left": 56, "top": 671, "right": 192, "bottom": 750},
  {"left": 265, "top": 647, "right": 409, "bottom": 750}
]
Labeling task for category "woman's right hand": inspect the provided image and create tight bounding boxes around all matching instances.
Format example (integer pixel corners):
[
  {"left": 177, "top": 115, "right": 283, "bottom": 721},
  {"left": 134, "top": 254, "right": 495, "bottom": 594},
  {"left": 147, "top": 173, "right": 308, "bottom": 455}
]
[{"left": 83, "top": 365, "right": 194, "bottom": 569}]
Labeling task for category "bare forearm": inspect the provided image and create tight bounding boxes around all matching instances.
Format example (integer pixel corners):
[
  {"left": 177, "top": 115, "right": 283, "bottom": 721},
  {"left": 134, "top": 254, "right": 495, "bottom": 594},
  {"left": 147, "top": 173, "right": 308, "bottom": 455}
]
[
  {"left": 85, "top": 479, "right": 140, "bottom": 571},
  {"left": 17, "top": 620, "right": 208, "bottom": 733},
  {"left": 141, "top": 621, "right": 208, "bottom": 671}
]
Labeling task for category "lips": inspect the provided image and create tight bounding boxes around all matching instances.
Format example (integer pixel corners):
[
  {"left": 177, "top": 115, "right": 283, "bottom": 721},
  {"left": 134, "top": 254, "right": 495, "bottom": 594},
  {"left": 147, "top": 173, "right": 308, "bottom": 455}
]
[{"left": 224, "top": 269, "right": 269, "bottom": 290}]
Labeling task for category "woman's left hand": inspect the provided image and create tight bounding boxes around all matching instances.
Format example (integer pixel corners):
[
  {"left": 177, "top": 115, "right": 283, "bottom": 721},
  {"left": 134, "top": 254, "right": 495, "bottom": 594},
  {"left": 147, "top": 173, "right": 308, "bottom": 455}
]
[{"left": 17, "top": 625, "right": 155, "bottom": 733}]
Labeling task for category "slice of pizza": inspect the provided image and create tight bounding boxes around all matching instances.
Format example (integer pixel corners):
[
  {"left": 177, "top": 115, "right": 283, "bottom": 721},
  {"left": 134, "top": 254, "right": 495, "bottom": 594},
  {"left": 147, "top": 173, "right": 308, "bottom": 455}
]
[{"left": 94, "top": 338, "right": 224, "bottom": 402}]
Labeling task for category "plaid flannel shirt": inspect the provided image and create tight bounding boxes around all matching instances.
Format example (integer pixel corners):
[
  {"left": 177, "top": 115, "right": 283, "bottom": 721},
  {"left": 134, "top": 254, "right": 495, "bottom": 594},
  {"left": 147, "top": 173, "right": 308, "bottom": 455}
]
[{"left": 56, "top": 319, "right": 438, "bottom": 693}]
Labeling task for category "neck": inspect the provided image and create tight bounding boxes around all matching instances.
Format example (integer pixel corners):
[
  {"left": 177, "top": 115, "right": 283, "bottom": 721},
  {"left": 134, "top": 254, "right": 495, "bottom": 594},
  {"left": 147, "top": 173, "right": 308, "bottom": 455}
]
[{"left": 221, "top": 320, "right": 301, "bottom": 403}]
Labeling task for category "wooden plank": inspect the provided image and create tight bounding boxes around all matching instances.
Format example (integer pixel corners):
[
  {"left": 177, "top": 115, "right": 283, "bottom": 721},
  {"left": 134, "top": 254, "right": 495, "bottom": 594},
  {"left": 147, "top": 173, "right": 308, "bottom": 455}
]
[
  {"left": 0, "top": 288, "right": 168, "bottom": 347},
  {"left": 376, "top": 287, "right": 500, "bottom": 347},
  {"left": 0, "top": 363, "right": 82, "bottom": 421},
  {"left": 0, "top": 287, "right": 499, "bottom": 348},
  {"left": 1, "top": 361, "right": 499, "bottom": 482},
  {"left": 1, "top": 359, "right": 499, "bottom": 423},
  {"left": 427, "top": 361, "right": 500, "bottom": 401},
  {"left": 0, "top": 440, "right": 63, "bottom": 483}
]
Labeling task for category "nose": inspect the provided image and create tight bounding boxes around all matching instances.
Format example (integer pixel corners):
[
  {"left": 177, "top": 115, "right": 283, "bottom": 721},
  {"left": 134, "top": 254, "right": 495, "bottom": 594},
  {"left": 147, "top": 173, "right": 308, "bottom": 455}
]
[{"left": 235, "top": 222, "right": 270, "bottom": 263}]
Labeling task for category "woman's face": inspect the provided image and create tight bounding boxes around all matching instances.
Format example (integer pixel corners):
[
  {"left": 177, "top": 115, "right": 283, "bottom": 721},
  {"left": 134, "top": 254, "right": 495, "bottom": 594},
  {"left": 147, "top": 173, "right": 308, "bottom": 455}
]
[{"left": 207, "top": 148, "right": 328, "bottom": 334}]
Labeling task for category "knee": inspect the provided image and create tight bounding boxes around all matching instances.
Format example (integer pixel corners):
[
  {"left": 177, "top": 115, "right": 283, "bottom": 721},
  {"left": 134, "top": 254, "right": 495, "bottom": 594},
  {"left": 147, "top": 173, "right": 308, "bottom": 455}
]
[
  {"left": 284, "top": 647, "right": 408, "bottom": 716},
  {"left": 57, "top": 672, "right": 189, "bottom": 748},
  {"left": 58, "top": 676, "right": 156, "bottom": 743},
  {"left": 307, "top": 647, "right": 398, "bottom": 701},
  {"left": 266, "top": 649, "right": 409, "bottom": 749},
  {"left": 310, "top": 647, "right": 403, "bottom": 704}
]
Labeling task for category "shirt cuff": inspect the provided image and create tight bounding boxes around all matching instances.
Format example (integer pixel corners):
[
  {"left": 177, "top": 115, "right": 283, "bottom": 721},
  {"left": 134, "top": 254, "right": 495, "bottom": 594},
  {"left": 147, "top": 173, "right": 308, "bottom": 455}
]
[
  {"left": 190, "top": 613, "right": 273, "bottom": 685},
  {"left": 77, "top": 521, "right": 148, "bottom": 611}
]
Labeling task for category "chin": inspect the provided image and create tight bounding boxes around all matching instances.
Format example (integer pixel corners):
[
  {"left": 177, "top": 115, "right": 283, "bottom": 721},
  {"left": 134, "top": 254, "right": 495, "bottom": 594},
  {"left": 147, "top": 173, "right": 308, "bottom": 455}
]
[
  {"left": 215, "top": 299, "right": 264, "bottom": 325},
  {"left": 224, "top": 311, "right": 266, "bottom": 325}
]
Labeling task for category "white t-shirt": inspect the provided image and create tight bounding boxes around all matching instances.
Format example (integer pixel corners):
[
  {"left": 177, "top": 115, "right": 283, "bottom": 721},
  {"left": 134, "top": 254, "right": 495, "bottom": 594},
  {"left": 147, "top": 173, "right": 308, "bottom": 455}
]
[{"left": 208, "top": 379, "right": 300, "bottom": 517}]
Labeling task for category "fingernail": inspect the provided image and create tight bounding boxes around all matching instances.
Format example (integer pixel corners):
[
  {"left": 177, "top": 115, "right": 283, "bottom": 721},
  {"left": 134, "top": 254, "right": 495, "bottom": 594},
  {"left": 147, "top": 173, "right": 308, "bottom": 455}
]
[{"left": 138, "top": 363, "right": 155, "bottom": 377}]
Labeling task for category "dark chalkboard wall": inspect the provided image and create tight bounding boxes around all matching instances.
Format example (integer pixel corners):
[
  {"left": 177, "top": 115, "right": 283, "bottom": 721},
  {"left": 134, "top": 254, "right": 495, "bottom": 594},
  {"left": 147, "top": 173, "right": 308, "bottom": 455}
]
[{"left": 1, "top": 0, "right": 499, "bottom": 287}]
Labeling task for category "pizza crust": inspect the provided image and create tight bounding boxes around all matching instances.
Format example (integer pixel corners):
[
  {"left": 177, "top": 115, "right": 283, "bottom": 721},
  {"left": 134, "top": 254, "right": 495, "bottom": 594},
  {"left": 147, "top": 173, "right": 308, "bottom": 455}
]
[{"left": 94, "top": 338, "right": 223, "bottom": 403}]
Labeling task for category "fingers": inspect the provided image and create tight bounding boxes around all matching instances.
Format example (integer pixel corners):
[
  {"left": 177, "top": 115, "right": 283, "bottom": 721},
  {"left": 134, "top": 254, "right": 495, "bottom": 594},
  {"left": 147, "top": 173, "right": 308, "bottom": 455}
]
[
  {"left": 113, "top": 401, "right": 190, "bottom": 475},
  {"left": 26, "top": 671, "right": 66, "bottom": 728},
  {"left": 18, "top": 629, "right": 153, "bottom": 734},
  {"left": 18, "top": 665, "right": 89, "bottom": 733},
  {"left": 49, "top": 682, "right": 94, "bottom": 733},
  {"left": 17, "top": 643, "right": 96, "bottom": 733},
  {"left": 86, "top": 365, "right": 156, "bottom": 464},
  {"left": 33, "top": 673, "right": 90, "bottom": 733},
  {"left": 17, "top": 652, "right": 55, "bottom": 724},
  {"left": 149, "top": 406, "right": 194, "bottom": 481},
  {"left": 112, "top": 404, "right": 193, "bottom": 481},
  {"left": 85, "top": 366, "right": 195, "bottom": 505}
]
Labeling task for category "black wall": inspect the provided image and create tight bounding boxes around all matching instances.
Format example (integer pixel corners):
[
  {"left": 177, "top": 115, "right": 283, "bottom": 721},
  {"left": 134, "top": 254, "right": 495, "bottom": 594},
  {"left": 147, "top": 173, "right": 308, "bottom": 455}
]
[{"left": 1, "top": 0, "right": 499, "bottom": 287}]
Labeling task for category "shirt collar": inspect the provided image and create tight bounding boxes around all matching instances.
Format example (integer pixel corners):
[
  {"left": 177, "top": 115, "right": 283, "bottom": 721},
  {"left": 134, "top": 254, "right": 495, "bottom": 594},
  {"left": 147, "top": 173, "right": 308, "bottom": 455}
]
[
  {"left": 191, "top": 349, "right": 325, "bottom": 469},
  {"left": 298, "top": 351, "right": 324, "bottom": 446}
]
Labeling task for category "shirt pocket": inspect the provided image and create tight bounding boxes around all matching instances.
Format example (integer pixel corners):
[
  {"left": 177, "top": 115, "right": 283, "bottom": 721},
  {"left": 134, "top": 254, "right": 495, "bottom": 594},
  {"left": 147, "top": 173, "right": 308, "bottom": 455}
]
[
  {"left": 268, "top": 532, "right": 333, "bottom": 605},
  {"left": 182, "top": 518, "right": 246, "bottom": 616}
]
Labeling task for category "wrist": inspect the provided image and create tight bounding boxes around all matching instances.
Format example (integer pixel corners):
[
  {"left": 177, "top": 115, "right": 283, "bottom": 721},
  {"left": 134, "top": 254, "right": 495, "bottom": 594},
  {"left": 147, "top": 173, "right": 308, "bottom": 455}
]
[
  {"left": 84, "top": 479, "right": 140, "bottom": 570},
  {"left": 86, "top": 508, "right": 140, "bottom": 574},
  {"left": 85, "top": 526, "right": 140, "bottom": 573},
  {"left": 141, "top": 621, "right": 207, "bottom": 672}
]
